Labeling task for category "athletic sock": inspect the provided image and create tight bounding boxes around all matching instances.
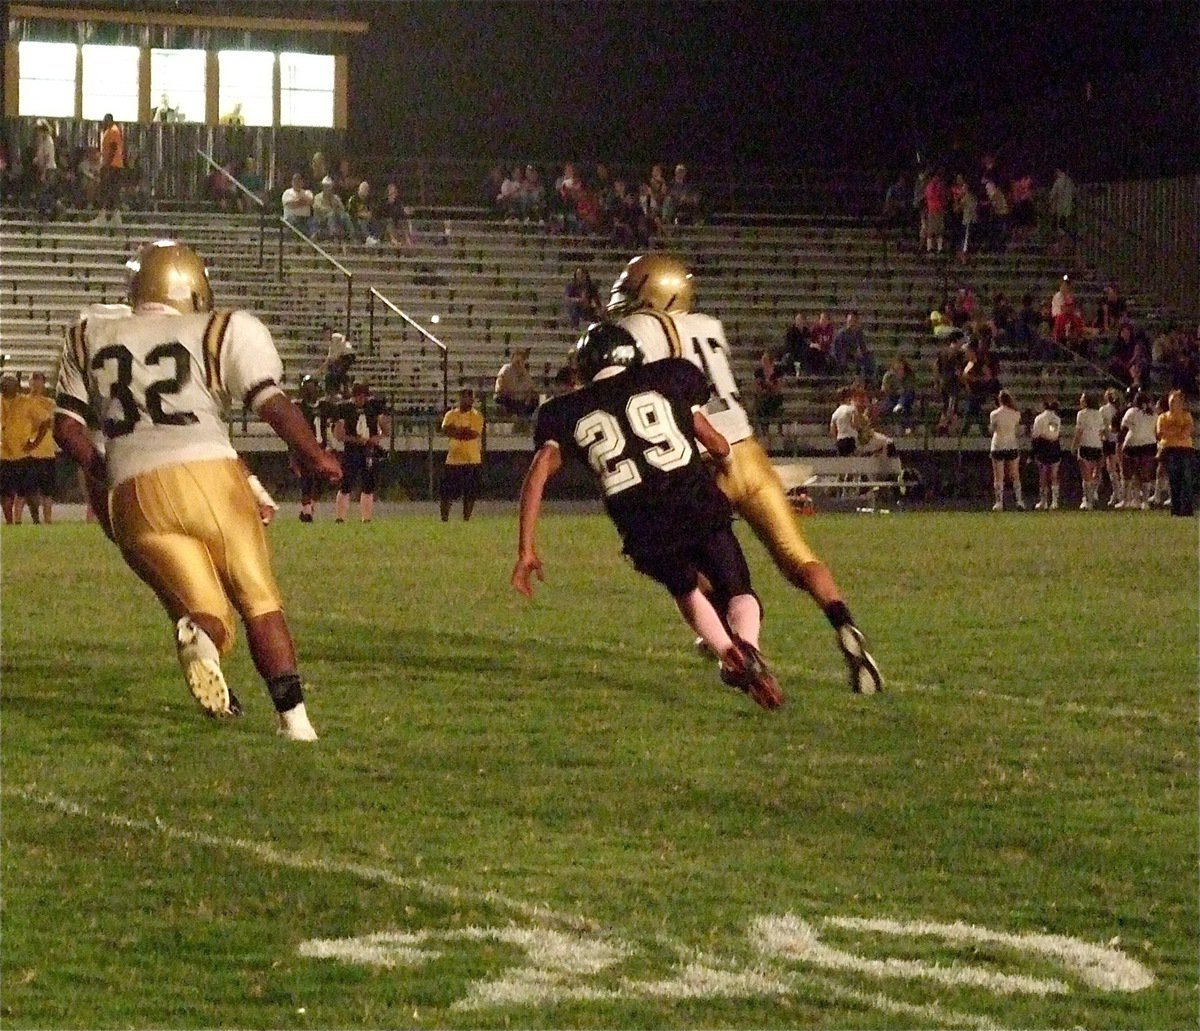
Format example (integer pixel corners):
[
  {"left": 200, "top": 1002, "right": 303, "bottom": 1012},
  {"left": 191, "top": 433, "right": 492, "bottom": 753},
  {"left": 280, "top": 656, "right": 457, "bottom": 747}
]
[
  {"left": 823, "top": 601, "right": 854, "bottom": 631},
  {"left": 266, "top": 672, "right": 304, "bottom": 713}
]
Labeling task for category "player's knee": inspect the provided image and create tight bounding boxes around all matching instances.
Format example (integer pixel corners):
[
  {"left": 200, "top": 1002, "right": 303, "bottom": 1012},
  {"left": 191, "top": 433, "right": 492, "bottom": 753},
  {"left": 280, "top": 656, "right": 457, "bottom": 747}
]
[{"left": 191, "top": 612, "right": 234, "bottom": 655}]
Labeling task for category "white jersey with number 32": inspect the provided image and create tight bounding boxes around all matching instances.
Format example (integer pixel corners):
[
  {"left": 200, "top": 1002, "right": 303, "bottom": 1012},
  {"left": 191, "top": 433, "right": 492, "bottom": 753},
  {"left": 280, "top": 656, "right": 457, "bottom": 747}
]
[
  {"left": 618, "top": 309, "right": 754, "bottom": 445},
  {"left": 55, "top": 307, "right": 284, "bottom": 487}
]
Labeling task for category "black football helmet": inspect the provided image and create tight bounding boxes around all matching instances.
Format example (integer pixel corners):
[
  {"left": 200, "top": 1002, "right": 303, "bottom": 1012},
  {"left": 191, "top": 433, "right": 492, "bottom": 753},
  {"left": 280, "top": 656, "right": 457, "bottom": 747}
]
[{"left": 572, "top": 321, "right": 643, "bottom": 383}]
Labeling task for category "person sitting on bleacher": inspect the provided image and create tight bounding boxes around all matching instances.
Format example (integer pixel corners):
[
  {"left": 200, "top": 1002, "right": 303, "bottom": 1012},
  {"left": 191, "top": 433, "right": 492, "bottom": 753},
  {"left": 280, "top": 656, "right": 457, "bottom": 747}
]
[
  {"left": 313, "top": 176, "right": 355, "bottom": 243},
  {"left": 347, "top": 181, "right": 382, "bottom": 245},
  {"left": 831, "top": 387, "right": 892, "bottom": 457},
  {"left": 281, "top": 172, "right": 314, "bottom": 235},
  {"left": 494, "top": 347, "right": 539, "bottom": 422}
]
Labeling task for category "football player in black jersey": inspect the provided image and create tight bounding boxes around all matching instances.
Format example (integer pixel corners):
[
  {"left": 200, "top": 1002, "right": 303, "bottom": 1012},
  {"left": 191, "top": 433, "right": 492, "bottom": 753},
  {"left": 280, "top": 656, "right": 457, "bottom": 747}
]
[
  {"left": 294, "top": 375, "right": 330, "bottom": 522},
  {"left": 333, "top": 381, "right": 391, "bottom": 523},
  {"left": 511, "top": 322, "right": 783, "bottom": 710}
]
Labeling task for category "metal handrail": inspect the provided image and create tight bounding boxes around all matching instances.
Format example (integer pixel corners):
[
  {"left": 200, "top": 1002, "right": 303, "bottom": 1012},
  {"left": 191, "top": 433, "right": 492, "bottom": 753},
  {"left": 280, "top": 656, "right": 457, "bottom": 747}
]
[
  {"left": 367, "top": 286, "right": 450, "bottom": 414},
  {"left": 196, "top": 149, "right": 266, "bottom": 267},
  {"left": 276, "top": 216, "right": 353, "bottom": 338}
]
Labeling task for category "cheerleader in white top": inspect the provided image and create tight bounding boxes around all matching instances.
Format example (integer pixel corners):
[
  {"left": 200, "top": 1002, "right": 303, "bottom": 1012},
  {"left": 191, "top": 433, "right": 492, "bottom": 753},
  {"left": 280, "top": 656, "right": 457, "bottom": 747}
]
[
  {"left": 1097, "top": 387, "right": 1123, "bottom": 506},
  {"left": 988, "top": 389, "right": 1025, "bottom": 510},
  {"left": 1118, "top": 390, "right": 1159, "bottom": 509},
  {"left": 1030, "top": 398, "right": 1063, "bottom": 509},
  {"left": 1072, "top": 391, "right": 1106, "bottom": 509}
]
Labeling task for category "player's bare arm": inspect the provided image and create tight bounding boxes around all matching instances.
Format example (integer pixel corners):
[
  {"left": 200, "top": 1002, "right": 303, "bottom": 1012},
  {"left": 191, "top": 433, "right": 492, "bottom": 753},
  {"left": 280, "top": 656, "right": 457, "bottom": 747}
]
[
  {"left": 259, "top": 394, "right": 342, "bottom": 485},
  {"left": 53, "top": 414, "right": 113, "bottom": 539},
  {"left": 693, "top": 410, "right": 730, "bottom": 459},
  {"left": 511, "top": 443, "right": 562, "bottom": 598}
]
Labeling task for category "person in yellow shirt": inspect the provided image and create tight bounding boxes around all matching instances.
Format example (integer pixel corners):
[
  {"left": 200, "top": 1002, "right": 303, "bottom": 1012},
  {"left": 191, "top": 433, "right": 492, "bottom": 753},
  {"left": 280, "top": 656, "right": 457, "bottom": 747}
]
[
  {"left": 1, "top": 373, "right": 37, "bottom": 524},
  {"left": 19, "top": 372, "right": 57, "bottom": 524},
  {"left": 440, "top": 387, "right": 484, "bottom": 522},
  {"left": 1156, "top": 389, "right": 1194, "bottom": 517}
]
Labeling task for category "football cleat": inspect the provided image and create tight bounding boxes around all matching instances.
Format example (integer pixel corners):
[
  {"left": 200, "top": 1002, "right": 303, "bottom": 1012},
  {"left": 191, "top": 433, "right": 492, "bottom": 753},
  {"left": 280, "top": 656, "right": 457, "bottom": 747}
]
[
  {"left": 720, "top": 636, "right": 785, "bottom": 710},
  {"left": 277, "top": 702, "right": 318, "bottom": 742},
  {"left": 837, "top": 624, "right": 883, "bottom": 695},
  {"left": 176, "top": 616, "right": 233, "bottom": 717}
]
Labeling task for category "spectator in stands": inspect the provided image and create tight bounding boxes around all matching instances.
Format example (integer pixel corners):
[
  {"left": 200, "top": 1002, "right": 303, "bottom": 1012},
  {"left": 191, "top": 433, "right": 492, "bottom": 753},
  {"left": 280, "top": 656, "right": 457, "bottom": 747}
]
[
  {"left": 958, "top": 340, "right": 994, "bottom": 437},
  {"left": 494, "top": 347, "right": 539, "bottom": 422},
  {"left": 1118, "top": 390, "right": 1158, "bottom": 509},
  {"left": 662, "top": 163, "right": 701, "bottom": 225},
  {"left": 551, "top": 365, "right": 580, "bottom": 396},
  {"left": 933, "top": 331, "right": 964, "bottom": 434},
  {"left": 334, "top": 157, "right": 360, "bottom": 204},
  {"left": 1072, "top": 391, "right": 1105, "bottom": 510},
  {"left": 31, "top": 119, "right": 57, "bottom": 217},
  {"left": 990, "top": 292, "right": 1014, "bottom": 343},
  {"left": 281, "top": 172, "right": 314, "bottom": 235},
  {"left": 153, "top": 92, "right": 182, "bottom": 122},
  {"left": 982, "top": 177, "right": 1009, "bottom": 251},
  {"left": 610, "top": 178, "right": 647, "bottom": 247},
  {"left": 645, "top": 163, "right": 669, "bottom": 223},
  {"left": 379, "top": 181, "right": 412, "bottom": 247},
  {"left": 1009, "top": 292, "right": 1047, "bottom": 360},
  {"left": 20, "top": 371, "right": 57, "bottom": 524},
  {"left": 520, "top": 164, "right": 546, "bottom": 222},
  {"left": 552, "top": 162, "right": 582, "bottom": 231},
  {"left": 1156, "top": 389, "right": 1195, "bottom": 517},
  {"left": 881, "top": 173, "right": 910, "bottom": 239},
  {"left": 320, "top": 331, "right": 356, "bottom": 395},
  {"left": 782, "top": 312, "right": 812, "bottom": 375},
  {"left": 1099, "top": 387, "right": 1124, "bottom": 505},
  {"left": 1096, "top": 282, "right": 1127, "bottom": 334},
  {"left": 440, "top": 387, "right": 485, "bottom": 522},
  {"left": 752, "top": 350, "right": 785, "bottom": 426},
  {"left": 1051, "top": 275, "right": 1085, "bottom": 344},
  {"left": 1048, "top": 167, "right": 1076, "bottom": 238},
  {"left": 1030, "top": 398, "right": 1063, "bottom": 509},
  {"left": 954, "top": 175, "right": 979, "bottom": 260},
  {"left": 313, "top": 175, "right": 355, "bottom": 243},
  {"left": 497, "top": 164, "right": 523, "bottom": 221},
  {"left": 206, "top": 158, "right": 237, "bottom": 211},
  {"left": 348, "top": 180, "right": 382, "bottom": 245},
  {"left": 75, "top": 146, "right": 101, "bottom": 210},
  {"left": 809, "top": 310, "right": 834, "bottom": 372},
  {"left": 564, "top": 267, "right": 602, "bottom": 328},
  {"left": 852, "top": 388, "right": 895, "bottom": 456},
  {"left": 832, "top": 311, "right": 875, "bottom": 385},
  {"left": 878, "top": 355, "right": 917, "bottom": 434},
  {"left": 237, "top": 156, "right": 265, "bottom": 213},
  {"left": 1, "top": 373, "right": 30, "bottom": 524},
  {"left": 989, "top": 389, "right": 1025, "bottom": 510},
  {"left": 333, "top": 381, "right": 390, "bottom": 523},
  {"left": 483, "top": 164, "right": 506, "bottom": 217},
  {"left": 92, "top": 113, "right": 124, "bottom": 226},
  {"left": 311, "top": 152, "right": 329, "bottom": 190},
  {"left": 1009, "top": 173, "right": 1036, "bottom": 245},
  {"left": 922, "top": 170, "right": 947, "bottom": 254}
]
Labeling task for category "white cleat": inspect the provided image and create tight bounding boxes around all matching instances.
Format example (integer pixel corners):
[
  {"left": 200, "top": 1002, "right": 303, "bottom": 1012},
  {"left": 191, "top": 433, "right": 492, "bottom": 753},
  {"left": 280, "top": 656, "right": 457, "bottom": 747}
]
[
  {"left": 836, "top": 624, "right": 883, "bottom": 695},
  {"left": 992, "top": 502, "right": 1003, "bottom": 511},
  {"left": 277, "top": 702, "right": 318, "bottom": 741},
  {"left": 176, "top": 616, "right": 233, "bottom": 717}
]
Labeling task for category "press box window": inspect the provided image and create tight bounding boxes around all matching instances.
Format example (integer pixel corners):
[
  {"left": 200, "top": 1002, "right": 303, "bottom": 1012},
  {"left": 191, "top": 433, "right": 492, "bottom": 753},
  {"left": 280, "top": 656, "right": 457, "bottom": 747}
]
[
  {"left": 280, "top": 52, "right": 335, "bottom": 127},
  {"left": 82, "top": 45, "right": 139, "bottom": 122},
  {"left": 150, "top": 49, "right": 206, "bottom": 123},
  {"left": 217, "top": 50, "right": 274, "bottom": 126},
  {"left": 18, "top": 41, "right": 78, "bottom": 118}
]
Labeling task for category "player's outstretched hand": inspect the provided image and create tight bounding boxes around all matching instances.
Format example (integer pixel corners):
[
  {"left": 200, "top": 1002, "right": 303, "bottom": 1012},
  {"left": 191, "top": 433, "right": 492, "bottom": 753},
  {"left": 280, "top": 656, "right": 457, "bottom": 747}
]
[
  {"left": 312, "top": 449, "right": 343, "bottom": 486},
  {"left": 511, "top": 552, "right": 545, "bottom": 598}
]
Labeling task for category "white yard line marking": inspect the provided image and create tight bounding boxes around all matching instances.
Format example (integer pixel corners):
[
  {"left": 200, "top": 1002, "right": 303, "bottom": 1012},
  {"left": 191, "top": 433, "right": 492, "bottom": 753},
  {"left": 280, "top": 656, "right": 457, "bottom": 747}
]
[{"left": 7, "top": 783, "right": 997, "bottom": 1028}]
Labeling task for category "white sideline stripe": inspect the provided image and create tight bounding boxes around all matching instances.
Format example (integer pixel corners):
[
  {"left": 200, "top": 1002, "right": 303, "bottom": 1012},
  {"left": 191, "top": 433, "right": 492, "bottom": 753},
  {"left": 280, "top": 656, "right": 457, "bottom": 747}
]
[
  {"left": 8, "top": 784, "right": 991, "bottom": 1028},
  {"left": 827, "top": 916, "right": 1156, "bottom": 992},
  {"left": 4, "top": 785, "right": 595, "bottom": 932}
]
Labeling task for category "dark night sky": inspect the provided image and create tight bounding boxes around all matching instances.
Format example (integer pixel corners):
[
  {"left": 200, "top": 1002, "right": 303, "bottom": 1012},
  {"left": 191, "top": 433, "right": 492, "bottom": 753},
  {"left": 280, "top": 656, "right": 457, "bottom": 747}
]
[{"left": 342, "top": 0, "right": 1200, "bottom": 179}]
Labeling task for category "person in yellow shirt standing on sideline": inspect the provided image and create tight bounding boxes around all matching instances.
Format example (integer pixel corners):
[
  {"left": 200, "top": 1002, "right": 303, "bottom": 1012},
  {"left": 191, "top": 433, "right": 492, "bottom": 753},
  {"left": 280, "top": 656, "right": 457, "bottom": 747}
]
[
  {"left": 440, "top": 387, "right": 484, "bottom": 522},
  {"left": 21, "top": 371, "right": 58, "bottom": 524},
  {"left": 1156, "top": 389, "right": 1195, "bottom": 518},
  {"left": 1, "top": 373, "right": 37, "bottom": 524}
]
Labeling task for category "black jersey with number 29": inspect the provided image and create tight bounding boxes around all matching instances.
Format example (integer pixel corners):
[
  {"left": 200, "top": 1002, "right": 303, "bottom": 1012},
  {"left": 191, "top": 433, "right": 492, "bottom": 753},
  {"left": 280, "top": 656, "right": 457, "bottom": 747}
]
[{"left": 534, "top": 358, "right": 732, "bottom": 556}]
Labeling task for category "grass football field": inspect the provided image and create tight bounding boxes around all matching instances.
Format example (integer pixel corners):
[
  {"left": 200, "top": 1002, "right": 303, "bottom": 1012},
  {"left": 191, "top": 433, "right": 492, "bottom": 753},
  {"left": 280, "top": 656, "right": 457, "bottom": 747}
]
[{"left": 1, "top": 510, "right": 1196, "bottom": 1029}]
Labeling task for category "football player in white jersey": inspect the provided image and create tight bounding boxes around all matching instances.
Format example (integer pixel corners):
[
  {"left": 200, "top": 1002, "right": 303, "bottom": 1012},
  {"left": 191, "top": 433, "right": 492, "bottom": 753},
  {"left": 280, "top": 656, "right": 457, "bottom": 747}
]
[
  {"left": 608, "top": 254, "right": 883, "bottom": 694},
  {"left": 53, "top": 240, "right": 342, "bottom": 740}
]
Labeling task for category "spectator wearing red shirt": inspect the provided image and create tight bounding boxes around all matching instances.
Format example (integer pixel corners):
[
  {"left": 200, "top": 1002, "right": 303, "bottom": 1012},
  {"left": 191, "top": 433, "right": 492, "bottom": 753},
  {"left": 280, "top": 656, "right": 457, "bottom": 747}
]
[{"left": 923, "top": 171, "right": 947, "bottom": 254}]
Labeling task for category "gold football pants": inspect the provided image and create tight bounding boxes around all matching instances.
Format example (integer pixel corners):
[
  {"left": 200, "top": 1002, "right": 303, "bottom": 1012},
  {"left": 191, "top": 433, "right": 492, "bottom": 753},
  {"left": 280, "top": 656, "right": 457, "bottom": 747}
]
[
  {"left": 109, "top": 457, "right": 283, "bottom": 653},
  {"left": 712, "top": 436, "right": 819, "bottom": 579}
]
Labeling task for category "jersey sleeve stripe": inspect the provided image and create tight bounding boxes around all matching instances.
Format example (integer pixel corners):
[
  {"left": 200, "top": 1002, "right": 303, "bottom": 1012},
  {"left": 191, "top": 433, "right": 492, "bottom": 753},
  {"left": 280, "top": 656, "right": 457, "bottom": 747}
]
[
  {"left": 643, "top": 310, "right": 683, "bottom": 357},
  {"left": 71, "top": 322, "right": 87, "bottom": 371},
  {"left": 202, "top": 311, "right": 232, "bottom": 390},
  {"left": 55, "top": 392, "right": 92, "bottom": 426},
  {"left": 243, "top": 378, "right": 280, "bottom": 410}
]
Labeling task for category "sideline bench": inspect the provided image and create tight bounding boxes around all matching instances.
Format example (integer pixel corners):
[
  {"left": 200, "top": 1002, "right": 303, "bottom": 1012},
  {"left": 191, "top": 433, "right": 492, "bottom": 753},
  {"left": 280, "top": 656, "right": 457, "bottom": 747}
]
[{"left": 773, "top": 455, "right": 906, "bottom": 512}]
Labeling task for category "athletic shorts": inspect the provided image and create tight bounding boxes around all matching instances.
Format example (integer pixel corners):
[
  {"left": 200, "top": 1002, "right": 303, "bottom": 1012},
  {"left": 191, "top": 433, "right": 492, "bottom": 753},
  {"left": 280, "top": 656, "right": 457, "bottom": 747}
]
[
  {"left": 835, "top": 436, "right": 857, "bottom": 456},
  {"left": 0, "top": 459, "right": 24, "bottom": 496},
  {"left": 1078, "top": 446, "right": 1103, "bottom": 462},
  {"left": 1124, "top": 443, "right": 1156, "bottom": 460},
  {"left": 1102, "top": 440, "right": 1117, "bottom": 456},
  {"left": 341, "top": 445, "right": 382, "bottom": 495},
  {"left": 990, "top": 449, "right": 1019, "bottom": 462},
  {"left": 629, "top": 523, "right": 752, "bottom": 600},
  {"left": 26, "top": 457, "right": 56, "bottom": 495},
  {"left": 1032, "top": 439, "right": 1062, "bottom": 465},
  {"left": 440, "top": 463, "right": 481, "bottom": 502}
]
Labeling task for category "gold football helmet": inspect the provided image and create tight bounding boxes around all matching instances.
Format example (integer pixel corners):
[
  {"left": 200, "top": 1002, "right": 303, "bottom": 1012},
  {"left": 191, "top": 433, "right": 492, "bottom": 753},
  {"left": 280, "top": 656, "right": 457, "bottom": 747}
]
[
  {"left": 126, "top": 239, "right": 213, "bottom": 313},
  {"left": 607, "top": 253, "right": 694, "bottom": 315}
]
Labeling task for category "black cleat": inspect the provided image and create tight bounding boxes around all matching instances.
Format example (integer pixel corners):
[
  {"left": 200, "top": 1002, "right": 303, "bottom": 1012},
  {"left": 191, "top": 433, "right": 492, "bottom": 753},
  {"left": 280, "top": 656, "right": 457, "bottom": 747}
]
[{"left": 837, "top": 624, "right": 883, "bottom": 694}]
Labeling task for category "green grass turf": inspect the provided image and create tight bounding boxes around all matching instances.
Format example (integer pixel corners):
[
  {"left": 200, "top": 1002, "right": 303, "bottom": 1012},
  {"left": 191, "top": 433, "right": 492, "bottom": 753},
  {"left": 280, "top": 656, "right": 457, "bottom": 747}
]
[{"left": 1, "top": 511, "right": 1196, "bottom": 1029}]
